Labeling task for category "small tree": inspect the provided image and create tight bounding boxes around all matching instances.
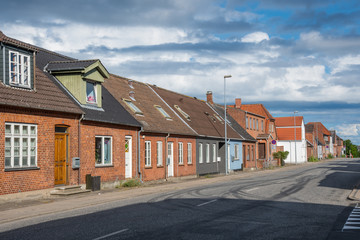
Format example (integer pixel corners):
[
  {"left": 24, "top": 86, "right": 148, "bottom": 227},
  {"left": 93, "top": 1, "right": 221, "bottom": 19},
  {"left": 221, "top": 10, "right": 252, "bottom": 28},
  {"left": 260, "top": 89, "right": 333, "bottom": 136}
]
[{"left": 273, "top": 151, "right": 289, "bottom": 166}]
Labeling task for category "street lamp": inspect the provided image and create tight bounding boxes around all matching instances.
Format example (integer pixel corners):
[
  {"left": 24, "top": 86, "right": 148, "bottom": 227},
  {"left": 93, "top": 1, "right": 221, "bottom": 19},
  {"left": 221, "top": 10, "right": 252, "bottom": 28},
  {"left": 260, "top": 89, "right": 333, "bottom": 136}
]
[
  {"left": 294, "top": 111, "right": 298, "bottom": 165},
  {"left": 224, "top": 75, "right": 232, "bottom": 175}
]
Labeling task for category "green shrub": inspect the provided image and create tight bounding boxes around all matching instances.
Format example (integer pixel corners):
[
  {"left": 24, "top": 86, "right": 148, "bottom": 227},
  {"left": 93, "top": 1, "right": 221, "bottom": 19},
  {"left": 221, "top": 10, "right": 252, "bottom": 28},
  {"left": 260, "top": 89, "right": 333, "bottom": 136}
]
[
  {"left": 308, "top": 156, "right": 319, "bottom": 162},
  {"left": 121, "top": 179, "right": 141, "bottom": 188},
  {"left": 273, "top": 151, "right": 289, "bottom": 166},
  {"left": 327, "top": 153, "right": 334, "bottom": 159}
]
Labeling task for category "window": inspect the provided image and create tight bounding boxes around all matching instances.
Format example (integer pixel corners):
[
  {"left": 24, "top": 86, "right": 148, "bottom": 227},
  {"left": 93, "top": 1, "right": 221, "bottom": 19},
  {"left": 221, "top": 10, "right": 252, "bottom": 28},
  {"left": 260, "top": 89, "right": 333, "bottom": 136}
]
[
  {"left": 256, "top": 119, "right": 259, "bottom": 131},
  {"left": 157, "top": 141, "right": 162, "bottom": 166},
  {"left": 234, "top": 144, "right": 239, "bottom": 160},
  {"left": 95, "top": 136, "right": 112, "bottom": 165},
  {"left": 246, "top": 117, "right": 249, "bottom": 129},
  {"left": 155, "top": 105, "right": 172, "bottom": 119},
  {"left": 199, "top": 143, "right": 203, "bottom": 163},
  {"left": 86, "top": 81, "right": 97, "bottom": 104},
  {"left": 253, "top": 118, "right": 255, "bottom": 130},
  {"left": 212, "top": 144, "right": 216, "bottom": 162},
  {"left": 5, "top": 123, "right": 37, "bottom": 169},
  {"left": 249, "top": 118, "right": 252, "bottom": 129},
  {"left": 174, "top": 105, "right": 190, "bottom": 121},
  {"left": 145, "top": 141, "right": 151, "bottom": 167},
  {"left": 206, "top": 144, "right": 210, "bottom": 163},
  {"left": 247, "top": 145, "right": 250, "bottom": 161},
  {"left": 187, "top": 143, "right": 192, "bottom": 164},
  {"left": 178, "top": 142, "right": 183, "bottom": 164},
  {"left": 251, "top": 146, "right": 254, "bottom": 161},
  {"left": 124, "top": 99, "right": 143, "bottom": 115},
  {"left": 261, "top": 120, "right": 264, "bottom": 132},
  {"left": 9, "top": 51, "right": 31, "bottom": 88}
]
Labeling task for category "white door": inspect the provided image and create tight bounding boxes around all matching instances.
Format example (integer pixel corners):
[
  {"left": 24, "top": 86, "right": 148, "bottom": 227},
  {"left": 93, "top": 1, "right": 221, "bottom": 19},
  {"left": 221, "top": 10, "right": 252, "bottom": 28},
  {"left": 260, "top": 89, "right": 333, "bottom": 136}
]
[
  {"left": 167, "top": 142, "right": 174, "bottom": 177},
  {"left": 125, "top": 136, "right": 132, "bottom": 178}
]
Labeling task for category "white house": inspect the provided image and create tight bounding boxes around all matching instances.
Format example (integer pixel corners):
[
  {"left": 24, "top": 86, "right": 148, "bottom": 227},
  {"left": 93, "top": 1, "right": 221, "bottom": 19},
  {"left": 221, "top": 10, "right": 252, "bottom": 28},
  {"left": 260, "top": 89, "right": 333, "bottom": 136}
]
[{"left": 275, "top": 116, "right": 307, "bottom": 164}]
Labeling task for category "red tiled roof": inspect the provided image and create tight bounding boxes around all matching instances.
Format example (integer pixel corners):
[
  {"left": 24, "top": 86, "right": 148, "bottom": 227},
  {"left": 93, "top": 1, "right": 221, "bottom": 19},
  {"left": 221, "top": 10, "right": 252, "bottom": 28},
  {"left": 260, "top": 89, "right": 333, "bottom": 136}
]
[
  {"left": 275, "top": 116, "right": 303, "bottom": 127},
  {"left": 240, "top": 104, "right": 274, "bottom": 120},
  {"left": 306, "top": 132, "right": 314, "bottom": 145},
  {"left": 277, "top": 128, "right": 302, "bottom": 141},
  {"left": 307, "top": 122, "right": 331, "bottom": 136}
]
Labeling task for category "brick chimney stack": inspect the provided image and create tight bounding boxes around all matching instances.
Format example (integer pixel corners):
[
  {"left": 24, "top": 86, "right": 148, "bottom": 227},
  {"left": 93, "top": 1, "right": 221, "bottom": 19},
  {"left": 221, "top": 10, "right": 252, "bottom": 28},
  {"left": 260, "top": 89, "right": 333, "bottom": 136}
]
[
  {"left": 206, "top": 91, "right": 213, "bottom": 104},
  {"left": 235, "top": 98, "right": 242, "bottom": 108}
]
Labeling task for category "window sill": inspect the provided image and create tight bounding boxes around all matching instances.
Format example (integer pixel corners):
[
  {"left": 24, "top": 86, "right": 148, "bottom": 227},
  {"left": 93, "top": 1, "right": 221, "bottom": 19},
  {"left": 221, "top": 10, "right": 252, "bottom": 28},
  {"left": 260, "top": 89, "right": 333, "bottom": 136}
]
[
  {"left": 157, "top": 165, "right": 164, "bottom": 168},
  {"left": 178, "top": 164, "right": 184, "bottom": 166},
  {"left": 95, "top": 164, "right": 113, "bottom": 168},
  {"left": 145, "top": 166, "right": 152, "bottom": 169},
  {"left": 5, "top": 167, "right": 40, "bottom": 172},
  {"left": 187, "top": 163, "right": 193, "bottom": 165}
]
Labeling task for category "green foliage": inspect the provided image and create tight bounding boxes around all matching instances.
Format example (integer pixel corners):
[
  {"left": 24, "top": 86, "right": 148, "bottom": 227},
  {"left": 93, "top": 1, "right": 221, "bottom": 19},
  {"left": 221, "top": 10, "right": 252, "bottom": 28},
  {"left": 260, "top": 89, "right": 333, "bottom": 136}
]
[
  {"left": 344, "top": 139, "right": 360, "bottom": 157},
  {"left": 121, "top": 179, "right": 141, "bottom": 188},
  {"left": 327, "top": 153, "right": 334, "bottom": 159},
  {"left": 273, "top": 151, "right": 289, "bottom": 166},
  {"left": 308, "top": 156, "right": 319, "bottom": 162}
]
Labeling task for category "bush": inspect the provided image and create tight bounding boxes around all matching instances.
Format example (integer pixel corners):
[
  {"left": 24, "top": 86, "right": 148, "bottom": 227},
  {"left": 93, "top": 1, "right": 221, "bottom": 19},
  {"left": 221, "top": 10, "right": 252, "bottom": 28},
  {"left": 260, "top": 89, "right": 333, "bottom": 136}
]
[
  {"left": 327, "top": 153, "right": 334, "bottom": 159},
  {"left": 121, "top": 179, "right": 141, "bottom": 188},
  {"left": 273, "top": 151, "right": 289, "bottom": 166},
  {"left": 308, "top": 156, "right": 319, "bottom": 162}
]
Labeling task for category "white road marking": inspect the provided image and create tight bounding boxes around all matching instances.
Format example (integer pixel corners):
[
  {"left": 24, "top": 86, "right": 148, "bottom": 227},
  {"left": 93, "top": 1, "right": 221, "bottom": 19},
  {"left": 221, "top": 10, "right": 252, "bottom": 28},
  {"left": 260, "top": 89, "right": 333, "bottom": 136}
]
[
  {"left": 197, "top": 199, "right": 217, "bottom": 207},
  {"left": 342, "top": 203, "right": 360, "bottom": 232},
  {"left": 93, "top": 229, "right": 129, "bottom": 240}
]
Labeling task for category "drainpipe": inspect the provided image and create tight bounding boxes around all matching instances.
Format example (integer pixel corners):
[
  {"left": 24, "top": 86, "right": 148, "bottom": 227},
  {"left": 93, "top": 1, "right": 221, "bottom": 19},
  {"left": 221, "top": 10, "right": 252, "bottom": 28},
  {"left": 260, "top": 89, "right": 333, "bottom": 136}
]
[
  {"left": 78, "top": 114, "right": 84, "bottom": 185},
  {"left": 137, "top": 127, "right": 144, "bottom": 182},
  {"left": 255, "top": 142, "right": 258, "bottom": 170},
  {"left": 165, "top": 133, "right": 170, "bottom": 180}
]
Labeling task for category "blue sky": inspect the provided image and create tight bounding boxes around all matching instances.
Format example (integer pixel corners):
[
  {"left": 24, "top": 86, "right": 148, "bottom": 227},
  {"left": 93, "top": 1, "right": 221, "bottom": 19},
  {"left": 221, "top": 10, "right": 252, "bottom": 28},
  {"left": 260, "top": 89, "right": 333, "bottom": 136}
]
[{"left": 1, "top": 0, "right": 360, "bottom": 143}]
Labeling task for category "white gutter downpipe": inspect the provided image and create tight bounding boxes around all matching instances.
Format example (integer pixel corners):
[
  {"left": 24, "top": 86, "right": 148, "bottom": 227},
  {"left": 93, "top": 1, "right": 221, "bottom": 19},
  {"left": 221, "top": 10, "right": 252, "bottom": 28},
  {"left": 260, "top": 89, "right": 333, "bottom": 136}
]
[{"left": 137, "top": 127, "right": 144, "bottom": 182}]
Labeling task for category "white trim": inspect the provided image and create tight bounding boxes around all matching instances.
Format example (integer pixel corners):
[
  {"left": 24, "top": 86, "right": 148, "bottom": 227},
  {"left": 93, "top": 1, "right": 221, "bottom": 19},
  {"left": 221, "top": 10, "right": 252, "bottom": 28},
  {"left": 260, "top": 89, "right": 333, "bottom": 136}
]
[
  {"left": 95, "top": 136, "right": 113, "bottom": 166},
  {"left": 178, "top": 142, "right": 183, "bottom": 164},
  {"left": 145, "top": 140, "right": 151, "bottom": 167},
  {"left": 187, "top": 143, "right": 192, "bottom": 164},
  {"left": 8, "top": 50, "right": 31, "bottom": 88},
  {"left": 156, "top": 141, "right": 163, "bottom": 166}
]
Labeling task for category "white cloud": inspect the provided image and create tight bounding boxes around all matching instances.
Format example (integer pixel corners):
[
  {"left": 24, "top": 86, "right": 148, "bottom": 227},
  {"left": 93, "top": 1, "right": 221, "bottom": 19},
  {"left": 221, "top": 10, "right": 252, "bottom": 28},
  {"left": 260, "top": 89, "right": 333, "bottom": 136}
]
[
  {"left": 241, "top": 32, "right": 269, "bottom": 43},
  {"left": 336, "top": 124, "right": 360, "bottom": 136},
  {"left": 330, "top": 55, "right": 360, "bottom": 75}
]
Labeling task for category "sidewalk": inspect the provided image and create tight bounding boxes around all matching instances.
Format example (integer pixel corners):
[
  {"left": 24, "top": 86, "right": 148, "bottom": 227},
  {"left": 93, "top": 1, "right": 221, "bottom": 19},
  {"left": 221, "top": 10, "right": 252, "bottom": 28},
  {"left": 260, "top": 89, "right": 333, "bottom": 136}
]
[{"left": 0, "top": 158, "right": 351, "bottom": 226}]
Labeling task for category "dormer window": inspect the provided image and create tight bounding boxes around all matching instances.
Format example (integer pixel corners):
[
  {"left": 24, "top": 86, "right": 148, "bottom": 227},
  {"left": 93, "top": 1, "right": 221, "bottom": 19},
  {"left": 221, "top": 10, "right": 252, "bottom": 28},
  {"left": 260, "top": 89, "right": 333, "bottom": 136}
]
[
  {"left": 124, "top": 99, "right": 143, "bottom": 115},
  {"left": 9, "top": 51, "right": 31, "bottom": 88},
  {"left": 174, "top": 105, "right": 191, "bottom": 121},
  {"left": 155, "top": 105, "right": 172, "bottom": 120},
  {"left": 86, "top": 81, "right": 97, "bottom": 104}
]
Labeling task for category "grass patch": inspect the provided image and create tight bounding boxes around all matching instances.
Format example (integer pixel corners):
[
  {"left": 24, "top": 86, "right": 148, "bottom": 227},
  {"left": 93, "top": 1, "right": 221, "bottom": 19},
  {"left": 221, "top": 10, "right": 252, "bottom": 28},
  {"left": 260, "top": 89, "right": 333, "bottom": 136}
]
[
  {"left": 119, "top": 179, "right": 141, "bottom": 188},
  {"left": 308, "top": 156, "right": 319, "bottom": 162}
]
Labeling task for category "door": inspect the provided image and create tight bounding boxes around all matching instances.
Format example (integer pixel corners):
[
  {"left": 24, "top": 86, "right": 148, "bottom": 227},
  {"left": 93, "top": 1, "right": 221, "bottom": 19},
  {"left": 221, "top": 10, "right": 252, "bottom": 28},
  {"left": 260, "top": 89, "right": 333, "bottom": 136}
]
[
  {"left": 167, "top": 142, "right": 174, "bottom": 177},
  {"left": 259, "top": 143, "right": 265, "bottom": 159},
  {"left": 55, "top": 134, "right": 67, "bottom": 185},
  {"left": 125, "top": 136, "right": 132, "bottom": 178}
]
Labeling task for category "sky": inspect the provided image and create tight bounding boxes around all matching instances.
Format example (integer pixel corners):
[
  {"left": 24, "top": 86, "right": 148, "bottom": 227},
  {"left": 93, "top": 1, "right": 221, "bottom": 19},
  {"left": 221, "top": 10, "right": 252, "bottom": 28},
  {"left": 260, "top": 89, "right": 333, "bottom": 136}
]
[{"left": 1, "top": 0, "right": 360, "bottom": 144}]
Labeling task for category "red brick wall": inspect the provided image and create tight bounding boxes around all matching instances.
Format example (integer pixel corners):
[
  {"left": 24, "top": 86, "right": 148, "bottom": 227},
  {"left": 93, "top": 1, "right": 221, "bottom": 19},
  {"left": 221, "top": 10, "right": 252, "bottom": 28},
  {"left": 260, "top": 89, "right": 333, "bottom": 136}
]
[
  {"left": 79, "top": 122, "right": 138, "bottom": 184},
  {"left": 140, "top": 134, "right": 196, "bottom": 181},
  {"left": 0, "top": 108, "right": 79, "bottom": 195},
  {"left": 242, "top": 142, "right": 257, "bottom": 169}
]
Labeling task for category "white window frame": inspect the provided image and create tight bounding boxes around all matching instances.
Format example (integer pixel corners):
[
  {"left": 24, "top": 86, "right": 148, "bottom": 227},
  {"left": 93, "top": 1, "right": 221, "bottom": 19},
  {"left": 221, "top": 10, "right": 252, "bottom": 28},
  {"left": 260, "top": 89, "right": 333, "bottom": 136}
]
[
  {"left": 187, "top": 143, "right": 192, "bottom": 164},
  {"left": 199, "top": 143, "right": 203, "bottom": 163},
  {"left": 212, "top": 144, "right": 216, "bottom": 162},
  {"left": 234, "top": 144, "right": 239, "bottom": 160},
  {"left": 145, "top": 141, "right": 151, "bottom": 167},
  {"left": 155, "top": 105, "right": 172, "bottom": 119},
  {"left": 95, "top": 136, "right": 113, "bottom": 166},
  {"left": 86, "top": 81, "right": 97, "bottom": 104},
  {"left": 156, "top": 141, "right": 163, "bottom": 166},
  {"left": 5, "top": 123, "right": 37, "bottom": 169},
  {"left": 206, "top": 143, "right": 210, "bottom": 163},
  {"left": 9, "top": 51, "right": 31, "bottom": 88},
  {"left": 178, "top": 142, "right": 183, "bottom": 164},
  {"left": 124, "top": 99, "right": 143, "bottom": 115},
  {"left": 174, "top": 105, "right": 191, "bottom": 121}
]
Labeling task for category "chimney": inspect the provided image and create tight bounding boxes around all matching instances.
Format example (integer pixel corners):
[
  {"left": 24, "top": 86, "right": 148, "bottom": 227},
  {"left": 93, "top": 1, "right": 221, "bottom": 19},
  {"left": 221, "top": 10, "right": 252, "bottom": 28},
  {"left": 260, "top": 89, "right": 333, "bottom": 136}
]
[
  {"left": 206, "top": 91, "right": 213, "bottom": 104},
  {"left": 235, "top": 98, "right": 242, "bottom": 108}
]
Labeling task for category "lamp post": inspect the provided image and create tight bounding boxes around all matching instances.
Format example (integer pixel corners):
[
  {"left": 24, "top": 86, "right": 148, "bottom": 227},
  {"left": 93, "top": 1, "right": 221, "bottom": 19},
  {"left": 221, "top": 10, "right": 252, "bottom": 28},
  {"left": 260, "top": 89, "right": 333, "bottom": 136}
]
[
  {"left": 294, "top": 111, "right": 298, "bottom": 165},
  {"left": 224, "top": 75, "right": 232, "bottom": 175}
]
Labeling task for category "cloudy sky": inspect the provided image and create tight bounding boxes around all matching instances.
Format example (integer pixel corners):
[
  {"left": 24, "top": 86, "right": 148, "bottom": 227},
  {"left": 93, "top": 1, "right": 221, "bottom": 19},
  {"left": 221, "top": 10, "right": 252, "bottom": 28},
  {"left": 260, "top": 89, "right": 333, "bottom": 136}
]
[{"left": 1, "top": 0, "right": 360, "bottom": 144}]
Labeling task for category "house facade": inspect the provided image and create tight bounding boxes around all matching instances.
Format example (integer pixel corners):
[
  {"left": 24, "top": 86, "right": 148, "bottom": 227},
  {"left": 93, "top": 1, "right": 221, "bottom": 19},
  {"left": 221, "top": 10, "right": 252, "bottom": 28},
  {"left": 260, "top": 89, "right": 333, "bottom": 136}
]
[
  {"left": 103, "top": 75, "right": 197, "bottom": 181},
  {"left": 227, "top": 98, "right": 278, "bottom": 168},
  {"left": 275, "top": 116, "right": 307, "bottom": 164},
  {"left": 152, "top": 86, "right": 245, "bottom": 175}
]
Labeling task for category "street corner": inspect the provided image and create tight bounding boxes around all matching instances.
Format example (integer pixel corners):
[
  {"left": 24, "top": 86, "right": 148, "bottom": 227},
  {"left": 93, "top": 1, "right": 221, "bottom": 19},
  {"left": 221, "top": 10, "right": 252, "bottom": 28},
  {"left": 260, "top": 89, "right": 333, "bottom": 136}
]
[{"left": 348, "top": 186, "right": 360, "bottom": 201}]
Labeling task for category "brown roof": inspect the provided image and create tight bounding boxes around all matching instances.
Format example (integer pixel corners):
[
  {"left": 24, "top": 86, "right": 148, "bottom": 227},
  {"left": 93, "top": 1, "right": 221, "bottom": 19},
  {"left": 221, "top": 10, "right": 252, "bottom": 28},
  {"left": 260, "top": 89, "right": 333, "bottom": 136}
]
[
  {"left": 0, "top": 67, "right": 83, "bottom": 114},
  {"left": 0, "top": 31, "right": 37, "bottom": 52},
  {"left": 240, "top": 104, "right": 274, "bottom": 120},
  {"left": 103, "top": 75, "right": 196, "bottom": 136},
  {"left": 307, "top": 122, "right": 331, "bottom": 136},
  {"left": 275, "top": 116, "right": 303, "bottom": 127},
  {"left": 151, "top": 86, "right": 243, "bottom": 139}
]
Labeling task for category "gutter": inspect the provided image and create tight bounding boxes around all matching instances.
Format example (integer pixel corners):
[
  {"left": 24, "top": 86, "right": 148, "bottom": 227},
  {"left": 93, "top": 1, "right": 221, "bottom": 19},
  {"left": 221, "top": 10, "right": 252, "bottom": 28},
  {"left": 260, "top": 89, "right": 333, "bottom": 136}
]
[
  {"left": 78, "top": 114, "right": 85, "bottom": 185},
  {"left": 137, "top": 127, "right": 144, "bottom": 182},
  {"left": 165, "top": 133, "right": 170, "bottom": 180}
]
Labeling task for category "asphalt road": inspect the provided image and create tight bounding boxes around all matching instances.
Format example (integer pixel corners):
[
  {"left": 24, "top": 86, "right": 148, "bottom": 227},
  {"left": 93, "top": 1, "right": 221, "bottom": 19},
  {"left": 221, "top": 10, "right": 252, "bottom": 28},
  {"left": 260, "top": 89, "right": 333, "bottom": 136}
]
[{"left": 1, "top": 158, "right": 360, "bottom": 240}]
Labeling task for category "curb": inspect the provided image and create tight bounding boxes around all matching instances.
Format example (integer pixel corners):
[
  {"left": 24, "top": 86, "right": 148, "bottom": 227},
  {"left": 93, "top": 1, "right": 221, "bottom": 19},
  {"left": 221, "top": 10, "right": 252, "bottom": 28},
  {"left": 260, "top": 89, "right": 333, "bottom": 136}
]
[{"left": 348, "top": 186, "right": 360, "bottom": 201}]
